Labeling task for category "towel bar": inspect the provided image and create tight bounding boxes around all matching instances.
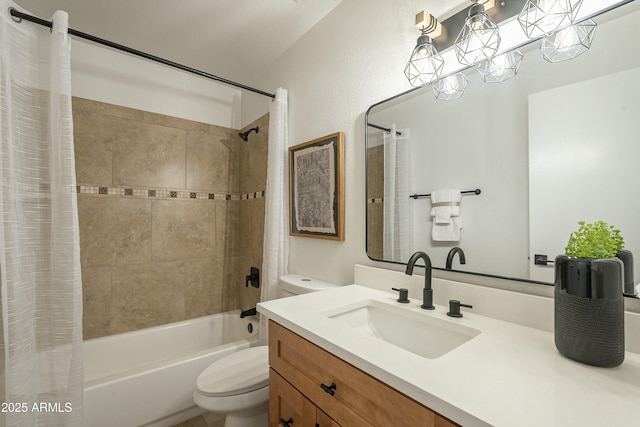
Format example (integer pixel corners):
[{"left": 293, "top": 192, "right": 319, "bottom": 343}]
[{"left": 410, "top": 188, "right": 481, "bottom": 200}]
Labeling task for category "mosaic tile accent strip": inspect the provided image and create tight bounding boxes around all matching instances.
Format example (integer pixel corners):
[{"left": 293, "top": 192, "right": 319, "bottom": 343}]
[
  {"left": 76, "top": 184, "right": 266, "bottom": 202},
  {"left": 368, "top": 198, "right": 384, "bottom": 204}
]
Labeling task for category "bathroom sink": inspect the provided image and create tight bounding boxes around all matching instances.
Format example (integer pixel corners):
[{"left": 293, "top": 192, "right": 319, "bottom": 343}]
[{"left": 324, "top": 300, "right": 480, "bottom": 359}]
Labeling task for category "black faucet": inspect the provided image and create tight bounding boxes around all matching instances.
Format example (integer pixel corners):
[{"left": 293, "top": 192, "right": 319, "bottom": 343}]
[
  {"left": 405, "top": 251, "right": 434, "bottom": 310},
  {"left": 446, "top": 247, "right": 466, "bottom": 270},
  {"left": 240, "top": 307, "right": 257, "bottom": 318}
]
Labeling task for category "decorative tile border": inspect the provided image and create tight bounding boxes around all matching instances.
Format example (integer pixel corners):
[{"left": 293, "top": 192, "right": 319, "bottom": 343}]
[
  {"left": 77, "top": 185, "right": 265, "bottom": 201},
  {"left": 368, "top": 198, "right": 384, "bottom": 204}
]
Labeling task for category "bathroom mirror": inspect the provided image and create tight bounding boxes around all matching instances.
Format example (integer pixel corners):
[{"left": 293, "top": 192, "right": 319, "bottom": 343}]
[{"left": 366, "top": 0, "right": 640, "bottom": 293}]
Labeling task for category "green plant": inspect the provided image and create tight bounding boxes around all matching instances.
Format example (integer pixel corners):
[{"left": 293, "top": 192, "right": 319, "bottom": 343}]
[{"left": 565, "top": 220, "right": 624, "bottom": 258}]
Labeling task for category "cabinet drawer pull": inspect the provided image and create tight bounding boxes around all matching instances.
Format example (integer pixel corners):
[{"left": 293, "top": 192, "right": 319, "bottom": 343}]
[
  {"left": 280, "top": 417, "right": 293, "bottom": 427},
  {"left": 320, "top": 382, "right": 337, "bottom": 396}
]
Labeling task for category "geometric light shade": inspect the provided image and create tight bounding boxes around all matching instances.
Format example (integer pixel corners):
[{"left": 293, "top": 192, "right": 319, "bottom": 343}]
[
  {"left": 404, "top": 34, "right": 445, "bottom": 87},
  {"left": 518, "top": 0, "right": 584, "bottom": 38},
  {"left": 454, "top": 4, "right": 501, "bottom": 66},
  {"left": 540, "top": 19, "right": 596, "bottom": 62},
  {"left": 432, "top": 73, "right": 469, "bottom": 101},
  {"left": 477, "top": 49, "right": 524, "bottom": 83}
]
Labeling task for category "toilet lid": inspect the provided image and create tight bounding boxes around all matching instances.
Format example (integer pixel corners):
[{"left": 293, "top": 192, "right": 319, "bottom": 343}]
[{"left": 196, "top": 346, "right": 269, "bottom": 397}]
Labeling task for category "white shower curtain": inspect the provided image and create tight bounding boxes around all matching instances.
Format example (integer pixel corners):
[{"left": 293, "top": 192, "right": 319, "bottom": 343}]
[
  {"left": 383, "top": 125, "right": 413, "bottom": 263},
  {"left": 260, "top": 88, "right": 289, "bottom": 339},
  {"left": 0, "top": 4, "right": 83, "bottom": 427}
]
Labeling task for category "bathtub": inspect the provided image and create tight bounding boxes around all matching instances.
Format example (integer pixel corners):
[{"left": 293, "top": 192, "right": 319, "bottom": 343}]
[{"left": 83, "top": 311, "right": 260, "bottom": 427}]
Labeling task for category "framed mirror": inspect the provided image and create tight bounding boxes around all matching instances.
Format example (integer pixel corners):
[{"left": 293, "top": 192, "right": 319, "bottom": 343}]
[{"left": 365, "top": 0, "right": 640, "bottom": 296}]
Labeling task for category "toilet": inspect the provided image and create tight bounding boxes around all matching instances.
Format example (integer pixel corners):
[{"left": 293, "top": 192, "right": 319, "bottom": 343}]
[{"left": 193, "top": 274, "right": 340, "bottom": 427}]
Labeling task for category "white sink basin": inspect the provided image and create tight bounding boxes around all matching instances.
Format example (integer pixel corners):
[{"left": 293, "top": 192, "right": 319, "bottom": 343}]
[{"left": 324, "top": 300, "right": 480, "bottom": 359}]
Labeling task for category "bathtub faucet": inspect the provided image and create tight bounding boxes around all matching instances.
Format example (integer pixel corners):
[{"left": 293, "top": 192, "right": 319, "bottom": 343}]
[{"left": 240, "top": 307, "right": 257, "bottom": 318}]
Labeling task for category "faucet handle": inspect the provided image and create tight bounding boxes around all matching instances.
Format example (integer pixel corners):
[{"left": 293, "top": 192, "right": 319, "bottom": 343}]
[
  {"left": 447, "top": 300, "right": 473, "bottom": 318},
  {"left": 391, "top": 288, "right": 410, "bottom": 303}
]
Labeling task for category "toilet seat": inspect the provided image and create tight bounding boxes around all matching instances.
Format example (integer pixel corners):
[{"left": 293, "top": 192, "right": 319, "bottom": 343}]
[{"left": 196, "top": 346, "right": 269, "bottom": 397}]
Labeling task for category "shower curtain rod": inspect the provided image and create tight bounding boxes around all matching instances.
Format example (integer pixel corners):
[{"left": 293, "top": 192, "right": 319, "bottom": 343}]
[
  {"left": 9, "top": 8, "right": 276, "bottom": 100},
  {"left": 367, "top": 123, "right": 402, "bottom": 136}
]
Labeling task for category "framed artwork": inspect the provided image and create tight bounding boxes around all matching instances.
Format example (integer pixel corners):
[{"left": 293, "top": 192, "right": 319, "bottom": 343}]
[{"left": 289, "top": 132, "right": 344, "bottom": 241}]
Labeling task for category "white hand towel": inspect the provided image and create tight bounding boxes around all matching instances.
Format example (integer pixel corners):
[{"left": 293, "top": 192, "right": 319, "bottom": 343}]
[{"left": 430, "top": 190, "right": 462, "bottom": 241}]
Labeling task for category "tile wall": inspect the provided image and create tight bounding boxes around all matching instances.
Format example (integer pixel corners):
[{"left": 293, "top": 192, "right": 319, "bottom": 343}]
[
  {"left": 367, "top": 145, "right": 383, "bottom": 260},
  {"left": 74, "top": 97, "right": 268, "bottom": 339}
]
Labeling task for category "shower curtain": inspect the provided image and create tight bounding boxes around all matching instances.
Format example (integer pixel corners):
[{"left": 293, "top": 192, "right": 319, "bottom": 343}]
[
  {"left": 383, "top": 125, "right": 413, "bottom": 263},
  {"left": 260, "top": 88, "right": 289, "bottom": 339},
  {"left": 0, "top": 5, "right": 83, "bottom": 427}
]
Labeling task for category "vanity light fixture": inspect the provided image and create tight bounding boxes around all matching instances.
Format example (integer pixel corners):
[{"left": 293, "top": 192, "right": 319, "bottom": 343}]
[
  {"left": 454, "top": 0, "right": 501, "bottom": 66},
  {"left": 518, "top": 0, "right": 584, "bottom": 38},
  {"left": 540, "top": 19, "right": 596, "bottom": 62},
  {"left": 477, "top": 49, "right": 524, "bottom": 83},
  {"left": 404, "top": 11, "right": 445, "bottom": 87},
  {"left": 432, "top": 73, "right": 469, "bottom": 101}
]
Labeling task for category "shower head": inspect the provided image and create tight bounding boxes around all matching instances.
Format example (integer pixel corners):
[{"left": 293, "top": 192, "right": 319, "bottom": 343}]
[{"left": 239, "top": 126, "right": 259, "bottom": 141}]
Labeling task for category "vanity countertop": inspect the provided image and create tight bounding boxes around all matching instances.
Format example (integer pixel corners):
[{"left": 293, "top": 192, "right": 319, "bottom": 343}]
[{"left": 257, "top": 284, "right": 640, "bottom": 427}]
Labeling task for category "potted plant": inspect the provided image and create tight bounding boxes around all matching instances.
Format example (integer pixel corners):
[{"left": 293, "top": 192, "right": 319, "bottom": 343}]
[{"left": 554, "top": 221, "right": 626, "bottom": 367}]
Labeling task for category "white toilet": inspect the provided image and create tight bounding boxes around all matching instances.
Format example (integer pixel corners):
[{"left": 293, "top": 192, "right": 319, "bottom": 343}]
[{"left": 193, "top": 274, "right": 340, "bottom": 427}]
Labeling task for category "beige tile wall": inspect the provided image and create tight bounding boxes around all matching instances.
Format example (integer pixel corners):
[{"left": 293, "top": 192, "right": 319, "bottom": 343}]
[
  {"left": 367, "top": 145, "right": 384, "bottom": 260},
  {"left": 237, "top": 114, "right": 269, "bottom": 311},
  {"left": 169, "top": 116, "right": 270, "bottom": 427},
  {"left": 74, "top": 97, "right": 268, "bottom": 339}
]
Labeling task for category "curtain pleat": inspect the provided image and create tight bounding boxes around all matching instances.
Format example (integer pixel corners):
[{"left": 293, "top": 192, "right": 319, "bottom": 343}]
[
  {"left": 260, "top": 88, "right": 289, "bottom": 341},
  {"left": 383, "top": 125, "right": 413, "bottom": 263},
  {"left": 0, "top": 4, "right": 83, "bottom": 426}
]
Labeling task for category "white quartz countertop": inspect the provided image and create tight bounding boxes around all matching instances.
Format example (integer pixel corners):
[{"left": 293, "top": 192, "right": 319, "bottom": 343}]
[{"left": 257, "top": 284, "right": 640, "bottom": 427}]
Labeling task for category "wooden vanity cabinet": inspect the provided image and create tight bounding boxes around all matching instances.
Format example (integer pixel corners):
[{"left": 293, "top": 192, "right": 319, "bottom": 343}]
[
  {"left": 268, "top": 320, "right": 459, "bottom": 427},
  {"left": 270, "top": 369, "right": 340, "bottom": 427}
]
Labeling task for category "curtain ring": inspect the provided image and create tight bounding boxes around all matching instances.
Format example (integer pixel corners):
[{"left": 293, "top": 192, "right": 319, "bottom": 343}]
[{"left": 8, "top": 7, "right": 22, "bottom": 23}]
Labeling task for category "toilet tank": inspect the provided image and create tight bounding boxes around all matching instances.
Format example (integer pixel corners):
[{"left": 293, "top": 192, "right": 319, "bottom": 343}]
[{"left": 278, "top": 274, "right": 340, "bottom": 298}]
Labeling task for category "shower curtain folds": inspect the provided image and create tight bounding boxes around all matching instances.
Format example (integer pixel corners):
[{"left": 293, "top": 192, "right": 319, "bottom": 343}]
[
  {"left": 0, "top": 3, "right": 83, "bottom": 426},
  {"left": 383, "top": 125, "right": 413, "bottom": 263},
  {"left": 260, "top": 88, "right": 289, "bottom": 341}
]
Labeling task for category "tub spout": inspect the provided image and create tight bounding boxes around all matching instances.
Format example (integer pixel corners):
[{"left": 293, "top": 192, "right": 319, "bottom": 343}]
[{"left": 240, "top": 307, "right": 257, "bottom": 318}]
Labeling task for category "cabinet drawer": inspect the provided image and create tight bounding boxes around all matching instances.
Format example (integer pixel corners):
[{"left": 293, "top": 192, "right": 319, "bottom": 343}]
[
  {"left": 269, "top": 321, "right": 459, "bottom": 427},
  {"left": 270, "top": 369, "right": 342, "bottom": 427},
  {"left": 269, "top": 369, "right": 316, "bottom": 427}
]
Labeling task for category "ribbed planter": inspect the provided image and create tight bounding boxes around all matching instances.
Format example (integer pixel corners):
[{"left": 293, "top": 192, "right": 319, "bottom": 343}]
[
  {"left": 554, "top": 255, "right": 625, "bottom": 368},
  {"left": 616, "top": 249, "right": 636, "bottom": 297}
]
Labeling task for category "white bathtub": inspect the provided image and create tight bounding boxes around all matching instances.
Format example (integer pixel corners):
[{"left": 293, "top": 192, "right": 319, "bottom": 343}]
[{"left": 83, "top": 311, "right": 260, "bottom": 427}]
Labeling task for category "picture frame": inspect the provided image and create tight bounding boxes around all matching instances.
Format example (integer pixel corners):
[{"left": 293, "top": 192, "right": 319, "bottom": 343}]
[{"left": 289, "top": 132, "right": 344, "bottom": 241}]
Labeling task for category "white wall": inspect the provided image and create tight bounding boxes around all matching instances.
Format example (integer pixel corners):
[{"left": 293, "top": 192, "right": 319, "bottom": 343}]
[
  {"left": 70, "top": 38, "right": 244, "bottom": 129},
  {"left": 246, "top": 0, "right": 467, "bottom": 285}
]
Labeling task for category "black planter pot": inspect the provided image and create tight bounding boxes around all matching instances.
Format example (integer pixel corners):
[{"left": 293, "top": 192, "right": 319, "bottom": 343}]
[
  {"left": 616, "top": 249, "right": 636, "bottom": 297},
  {"left": 554, "top": 255, "right": 625, "bottom": 368}
]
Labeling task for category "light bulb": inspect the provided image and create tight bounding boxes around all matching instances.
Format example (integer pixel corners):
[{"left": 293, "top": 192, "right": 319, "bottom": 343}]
[
  {"left": 432, "top": 73, "right": 469, "bottom": 100},
  {"left": 477, "top": 49, "right": 523, "bottom": 83},
  {"left": 454, "top": 4, "right": 501, "bottom": 66},
  {"left": 404, "top": 34, "right": 444, "bottom": 87},
  {"left": 554, "top": 26, "right": 581, "bottom": 52},
  {"left": 518, "top": 0, "right": 584, "bottom": 38},
  {"left": 540, "top": 19, "right": 596, "bottom": 62}
]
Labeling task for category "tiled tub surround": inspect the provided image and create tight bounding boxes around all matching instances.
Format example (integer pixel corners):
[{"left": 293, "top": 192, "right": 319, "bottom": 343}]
[
  {"left": 74, "top": 97, "right": 268, "bottom": 339},
  {"left": 367, "top": 144, "right": 383, "bottom": 260}
]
